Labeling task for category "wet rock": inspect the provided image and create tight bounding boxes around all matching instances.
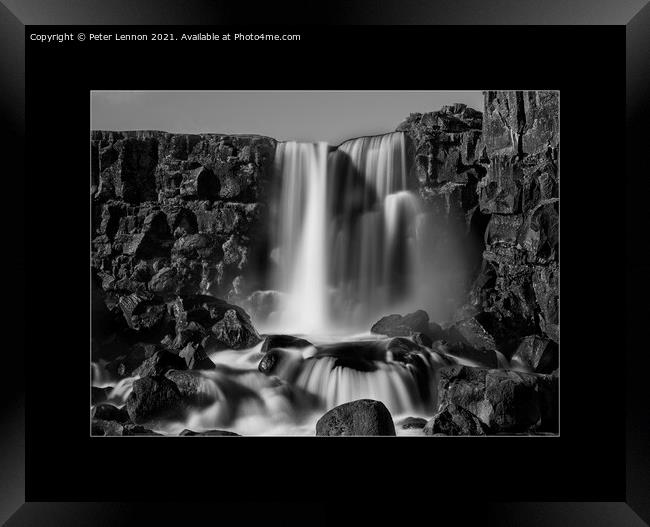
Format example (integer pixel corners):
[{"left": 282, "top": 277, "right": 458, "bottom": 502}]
[
  {"left": 397, "top": 416, "right": 428, "bottom": 430},
  {"left": 91, "top": 386, "right": 113, "bottom": 405},
  {"left": 533, "top": 263, "right": 559, "bottom": 343},
  {"left": 437, "top": 365, "right": 557, "bottom": 433},
  {"left": 92, "top": 418, "right": 162, "bottom": 436},
  {"left": 370, "top": 310, "right": 431, "bottom": 337},
  {"left": 222, "top": 235, "right": 246, "bottom": 267},
  {"left": 258, "top": 348, "right": 281, "bottom": 375},
  {"left": 211, "top": 308, "right": 261, "bottom": 350},
  {"left": 172, "top": 233, "right": 218, "bottom": 260},
  {"left": 412, "top": 332, "right": 433, "bottom": 347},
  {"left": 132, "top": 350, "right": 187, "bottom": 378},
  {"left": 511, "top": 335, "right": 558, "bottom": 374},
  {"left": 118, "top": 293, "right": 168, "bottom": 332},
  {"left": 179, "top": 342, "right": 215, "bottom": 370},
  {"left": 148, "top": 267, "right": 179, "bottom": 295},
  {"left": 260, "top": 334, "right": 313, "bottom": 353},
  {"left": 424, "top": 403, "right": 489, "bottom": 436},
  {"left": 447, "top": 317, "right": 498, "bottom": 353},
  {"left": 179, "top": 429, "right": 241, "bottom": 436},
  {"left": 91, "top": 419, "right": 125, "bottom": 436},
  {"left": 122, "top": 424, "right": 163, "bottom": 436},
  {"left": 126, "top": 376, "right": 184, "bottom": 424},
  {"left": 434, "top": 341, "right": 499, "bottom": 369},
  {"left": 91, "top": 403, "right": 130, "bottom": 423},
  {"left": 164, "top": 369, "right": 216, "bottom": 407},
  {"left": 386, "top": 337, "right": 423, "bottom": 360},
  {"left": 518, "top": 200, "right": 559, "bottom": 264},
  {"left": 315, "top": 399, "right": 396, "bottom": 436}
]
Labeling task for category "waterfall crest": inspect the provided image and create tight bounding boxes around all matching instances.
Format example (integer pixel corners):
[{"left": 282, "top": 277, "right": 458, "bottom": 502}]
[{"left": 270, "top": 132, "right": 422, "bottom": 334}]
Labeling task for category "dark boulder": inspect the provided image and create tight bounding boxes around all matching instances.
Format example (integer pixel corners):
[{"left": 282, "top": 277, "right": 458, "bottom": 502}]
[
  {"left": 260, "top": 334, "right": 313, "bottom": 353},
  {"left": 437, "top": 365, "right": 557, "bottom": 433},
  {"left": 164, "top": 369, "right": 215, "bottom": 407},
  {"left": 91, "top": 419, "right": 125, "bottom": 436},
  {"left": 412, "top": 332, "right": 433, "bottom": 348},
  {"left": 91, "top": 386, "right": 113, "bottom": 405},
  {"left": 91, "top": 403, "right": 130, "bottom": 423},
  {"left": 433, "top": 341, "right": 499, "bottom": 369},
  {"left": 258, "top": 348, "right": 282, "bottom": 375},
  {"left": 447, "top": 317, "right": 498, "bottom": 353},
  {"left": 315, "top": 399, "right": 396, "bottom": 436},
  {"left": 511, "top": 335, "right": 558, "bottom": 374},
  {"left": 148, "top": 267, "right": 179, "bottom": 295},
  {"left": 92, "top": 418, "right": 162, "bottom": 436},
  {"left": 118, "top": 293, "right": 168, "bottom": 332},
  {"left": 370, "top": 310, "right": 430, "bottom": 337},
  {"left": 122, "top": 424, "right": 163, "bottom": 436},
  {"left": 179, "top": 342, "right": 216, "bottom": 370},
  {"left": 132, "top": 350, "right": 187, "bottom": 378},
  {"left": 126, "top": 376, "right": 184, "bottom": 424},
  {"left": 211, "top": 308, "right": 261, "bottom": 350},
  {"left": 423, "top": 403, "right": 489, "bottom": 436}
]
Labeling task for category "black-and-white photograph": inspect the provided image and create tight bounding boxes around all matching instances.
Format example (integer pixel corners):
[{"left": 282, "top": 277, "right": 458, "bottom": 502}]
[{"left": 90, "top": 90, "right": 559, "bottom": 437}]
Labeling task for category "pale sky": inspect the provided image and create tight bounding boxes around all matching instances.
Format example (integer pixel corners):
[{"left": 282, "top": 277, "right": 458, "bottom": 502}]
[{"left": 91, "top": 91, "right": 483, "bottom": 145}]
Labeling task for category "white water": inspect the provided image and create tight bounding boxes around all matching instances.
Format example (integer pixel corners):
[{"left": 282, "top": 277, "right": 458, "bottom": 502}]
[
  {"left": 92, "top": 132, "right": 506, "bottom": 436},
  {"left": 273, "top": 142, "right": 330, "bottom": 334},
  {"left": 269, "top": 132, "right": 425, "bottom": 335}
]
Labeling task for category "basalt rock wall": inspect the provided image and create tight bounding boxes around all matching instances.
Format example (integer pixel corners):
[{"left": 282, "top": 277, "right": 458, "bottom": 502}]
[
  {"left": 91, "top": 131, "right": 277, "bottom": 305},
  {"left": 91, "top": 131, "right": 276, "bottom": 367},
  {"left": 398, "top": 92, "right": 559, "bottom": 364}
]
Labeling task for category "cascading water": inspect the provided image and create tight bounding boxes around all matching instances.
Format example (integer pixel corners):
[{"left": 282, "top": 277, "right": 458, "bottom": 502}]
[
  {"left": 93, "top": 131, "right": 504, "bottom": 436},
  {"left": 269, "top": 132, "right": 423, "bottom": 334},
  {"left": 272, "top": 142, "right": 330, "bottom": 334}
]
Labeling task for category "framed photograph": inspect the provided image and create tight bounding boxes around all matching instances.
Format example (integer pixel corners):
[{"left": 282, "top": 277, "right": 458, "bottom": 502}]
[{"left": 2, "top": 1, "right": 648, "bottom": 525}]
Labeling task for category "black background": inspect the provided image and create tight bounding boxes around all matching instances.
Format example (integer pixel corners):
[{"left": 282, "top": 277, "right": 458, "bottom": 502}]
[{"left": 25, "top": 25, "right": 625, "bottom": 503}]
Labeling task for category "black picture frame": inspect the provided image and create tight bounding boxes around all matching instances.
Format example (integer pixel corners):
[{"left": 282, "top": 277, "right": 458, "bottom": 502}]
[{"left": 1, "top": 1, "right": 648, "bottom": 525}]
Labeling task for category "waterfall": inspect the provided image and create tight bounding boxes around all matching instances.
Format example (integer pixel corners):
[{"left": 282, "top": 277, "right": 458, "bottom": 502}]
[
  {"left": 270, "top": 132, "right": 422, "bottom": 334},
  {"left": 273, "top": 141, "right": 330, "bottom": 334}
]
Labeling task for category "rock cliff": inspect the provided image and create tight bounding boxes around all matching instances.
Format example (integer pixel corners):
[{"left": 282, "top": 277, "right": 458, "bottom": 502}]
[{"left": 398, "top": 91, "right": 559, "bottom": 363}]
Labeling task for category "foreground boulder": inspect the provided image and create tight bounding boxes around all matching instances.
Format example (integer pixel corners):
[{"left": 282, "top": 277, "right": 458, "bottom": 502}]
[
  {"left": 315, "top": 399, "right": 396, "bottom": 436},
  {"left": 164, "top": 369, "right": 217, "bottom": 408},
  {"left": 371, "top": 310, "right": 430, "bottom": 337},
  {"left": 260, "top": 334, "right": 313, "bottom": 353},
  {"left": 91, "top": 419, "right": 161, "bottom": 436},
  {"left": 437, "top": 365, "right": 558, "bottom": 433},
  {"left": 91, "top": 403, "right": 130, "bottom": 423},
  {"left": 179, "top": 342, "right": 215, "bottom": 370},
  {"left": 211, "top": 308, "right": 261, "bottom": 350},
  {"left": 510, "top": 335, "right": 558, "bottom": 373},
  {"left": 258, "top": 348, "right": 282, "bottom": 375},
  {"left": 132, "top": 350, "right": 186, "bottom": 378},
  {"left": 423, "top": 403, "right": 489, "bottom": 436},
  {"left": 126, "top": 376, "right": 184, "bottom": 424},
  {"left": 91, "top": 386, "right": 113, "bottom": 405}
]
